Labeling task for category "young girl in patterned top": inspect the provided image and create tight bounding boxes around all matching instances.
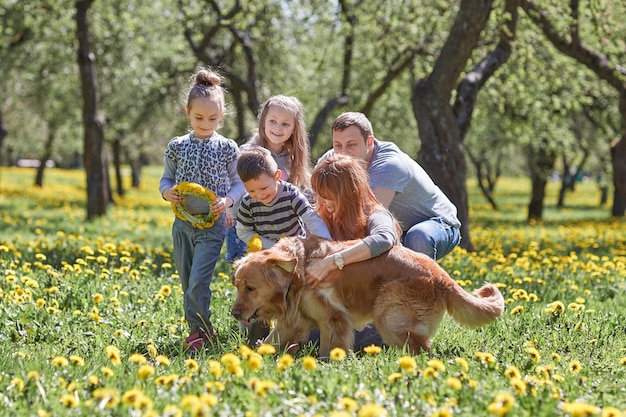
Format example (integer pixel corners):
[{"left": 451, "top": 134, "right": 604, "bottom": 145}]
[{"left": 160, "top": 67, "right": 245, "bottom": 353}]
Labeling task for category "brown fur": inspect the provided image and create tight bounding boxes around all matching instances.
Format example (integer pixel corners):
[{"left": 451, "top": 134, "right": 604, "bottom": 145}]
[{"left": 231, "top": 236, "right": 504, "bottom": 357}]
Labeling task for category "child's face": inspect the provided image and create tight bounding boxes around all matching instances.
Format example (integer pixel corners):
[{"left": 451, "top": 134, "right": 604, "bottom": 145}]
[
  {"left": 264, "top": 105, "right": 295, "bottom": 153},
  {"left": 243, "top": 171, "right": 281, "bottom": 205},
  {"left": 185, "top": 97, "right": 224, "bottom": 139}
]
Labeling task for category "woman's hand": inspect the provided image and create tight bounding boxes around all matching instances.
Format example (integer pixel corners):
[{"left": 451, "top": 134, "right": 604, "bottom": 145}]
[{"left": 306, "top": 256, "right": 336, "bottom": 288}]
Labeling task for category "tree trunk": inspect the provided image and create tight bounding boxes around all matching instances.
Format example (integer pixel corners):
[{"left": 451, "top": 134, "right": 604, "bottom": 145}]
[
  {"left": 412, "top": 0, "right": 516, "bottom": 252},
  {"left": 112, "top": 137, "right": 125, "bottom": 197},
  {"left": 527, "top": 142, "right": 556, "bottom": 221},
  {"left": 528, "top": 176, "right": 548, "bottom": 221},
  {"left": 76, "top": 0, "right": 109, "bottom": 219},
  {"left": 611, "top": 134, "right": 626, "bottom": 216},
  {"left": 35, "top": 127, "right": 55, "bottom": 187}
]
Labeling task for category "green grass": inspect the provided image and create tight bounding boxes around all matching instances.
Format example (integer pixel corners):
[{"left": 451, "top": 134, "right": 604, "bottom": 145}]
[{"left": 1, "top": 166, "right": 625, "bottom": 417}]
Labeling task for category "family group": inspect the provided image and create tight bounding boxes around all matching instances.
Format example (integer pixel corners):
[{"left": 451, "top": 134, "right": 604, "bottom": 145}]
[{"left": 159, "top": 68, "right": 462, "bottom": 353}]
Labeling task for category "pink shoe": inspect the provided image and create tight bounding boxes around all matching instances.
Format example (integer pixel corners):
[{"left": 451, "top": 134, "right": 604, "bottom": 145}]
[{"left": 185, "top": 328, "right": 217, "bottom": 353}]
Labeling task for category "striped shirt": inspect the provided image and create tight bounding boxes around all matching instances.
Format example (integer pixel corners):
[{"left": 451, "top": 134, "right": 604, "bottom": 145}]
[{"left": 236, "top": 181, "right": 331, "bottom": 249}]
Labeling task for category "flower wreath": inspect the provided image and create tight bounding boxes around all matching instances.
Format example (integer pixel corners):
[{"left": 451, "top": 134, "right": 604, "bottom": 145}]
[{"left": 171, "top": 182, "right": 218, "bottom": 229}]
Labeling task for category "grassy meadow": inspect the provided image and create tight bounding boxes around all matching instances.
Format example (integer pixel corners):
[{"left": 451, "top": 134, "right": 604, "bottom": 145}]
[{"left": 0, "top": 166, "right": 625, "bottom": 417}]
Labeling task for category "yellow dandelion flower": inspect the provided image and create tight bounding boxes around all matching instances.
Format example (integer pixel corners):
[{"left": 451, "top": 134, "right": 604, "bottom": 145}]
[
  {"left": 427, "top": 358, "right": 446, "bottom": 372},
  {"left": 27, "top": 371, "right": 40, "bottom": 381},
  {"left": 92, "top": 293, "right": 103, "bottom": 303},
  {"left": 200, "top": 393, "right": 219, "bottom": 407},
  {"left": 106, "top": 345, "right": 122, "bottom": 366},
  {"left": 510, "top": 305, "right": 524, "bottom": 315},
  {"left": 545, "top": 301, "right": 565, "bottom": 315},
  {"left": 620, "top": 357, "right": 626, "bottom": 366},
  {"left": 446, "top": 377, "right": 462, "bottom": 390},
  {"left": 162, "top": 405, "right": 182, "bottom": 417},
  {"left": 487, "top": 391, "right": 515, "bottom": 416},
  {"left": 60, "top": 393, "right": 79, "bottom": 408},
  {"left": 357, "top": 403, "right": 387, "bottom": 417},
  {"left": 69, "top": 355, "right": 85, "bottom": 366},
  {"left": 601, "top": 406, "right": 623, "bottom": 417},
  {"left": 247, "top": 234, "right": 263, "bottom": 253},
  {"left": 137, "top": 364, "right": 156, "bottom": 379},
  {"left": 475, "top": 351, "right": 497, "bottom": 365},
  {"left": 87, "top": 374, "right": 100, "bottom": 386},
  {"left": 226, "top": 363, "right": 244, "bottom": 377},
  {"left": 561, "top": 401, "right": 600, "bottom": 416},
  {"left": 398, "top": 356, "right": 417, "bottom": 372},
  {"left": 568, "top": 360, "right": 582, "bottom": 373},
  {"left": 454, "top": 357, "right": 469, "bottom": 371},
  {"left": 330, "top": 347, "right": 347, "bottom": 361},
  {"left": 220, "top": 353, "right": 241, "bottom": 367},
  {"left": 329, "top": 412, "right": 352, "bottom": 417},
  {"left": 363, "top": 344, "right": 382, "bottom": 355},
  {"left": 51, "top": 356, "right": 69, "bottom": 367},
  {"left": 146, "top": 343, "right": 158, "bottom": 358},
  {"left": 257, "top": 343, "right": 276, "bottom": 355},
  {"left": 338, "top": 397, "right": 359, "bottom": 411},
  {"left": 246, "top": 353, "right": 263, "bottom": 371},
  {"left": 387, "top": 372, "right": 403, "bottom": 382},
  {"left": 302, "top": 355, "right": 317, "bottom": 371},
  {"left": 239, "top": 344, "right": 255, "bottom": 359},
  {"left": 510, "top": 377, "right": 527, "bottom": 394},
  {"left": 92, "top": 388, "right": 120, "bottom": 408},
  {"left": 504, "top": 365, "right": 521, "bottom": 380},
  {"left": 129, "top": 353, "right": 147, "bottom": 364},
  {"left": 277, "top": 353, "right": 295, "bottom": 370},
  {"left": 424, "top": 367, "right": 440, "bottom": 379},
  {"left": 208, "top": 360, "right": 223, "bottom": 377},
  {"left": 10, "top": 377, "right": 24, "bottom": 392},
  {"left": 552, "top": 352, "right": 562, "bottom": 362},
  {"left": 185, "top": 358, "right": 199, "bottom": 372},
  {"left": 100, "top": 366, "right": 115, "bottom": 377},
  {"left": 525, "top": 347, "right": 541, "bottom": 363},
  {"left": 156, "top": 355, "right": 171, "bottom": 366}
]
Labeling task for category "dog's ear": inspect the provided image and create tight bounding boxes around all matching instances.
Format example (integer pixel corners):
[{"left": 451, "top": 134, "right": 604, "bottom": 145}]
[{"left": 273, "top": 259, "right": 296, "bottom": 273}]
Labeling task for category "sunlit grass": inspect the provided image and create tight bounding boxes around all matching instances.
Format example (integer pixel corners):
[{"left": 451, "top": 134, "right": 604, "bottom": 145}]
[{"left": 1, "top": 166, "right": 625, "bottom": 416}]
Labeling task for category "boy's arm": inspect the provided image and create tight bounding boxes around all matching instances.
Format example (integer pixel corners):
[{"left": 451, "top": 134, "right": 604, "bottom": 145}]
[
  {"left": 293, "top": 192, "right": 332, "bottom": 240},
  {"left": 236, "top": 204, "right": 275, "bottom": 249}
]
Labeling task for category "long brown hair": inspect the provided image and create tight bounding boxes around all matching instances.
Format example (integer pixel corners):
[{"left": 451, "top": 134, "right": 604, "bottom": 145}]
[{"left": 312, "top": 154, "right": 383, "bottom": 240}]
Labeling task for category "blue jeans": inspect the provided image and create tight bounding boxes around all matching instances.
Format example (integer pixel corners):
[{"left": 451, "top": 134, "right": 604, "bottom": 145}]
[
  {"left": 225, "top": 224, "right": 247, "bottom": 263},
  {"left": 172, "top": 217, "right": 226, "bottom": 335},
  {"left": 402, "top": 217, "right": 461, "bottom": 260}
]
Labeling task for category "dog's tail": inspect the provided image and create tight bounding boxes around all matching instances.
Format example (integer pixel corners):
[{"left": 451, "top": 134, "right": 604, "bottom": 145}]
[{"left": 446, "top": 282, "right": 505, "bottom": 328}]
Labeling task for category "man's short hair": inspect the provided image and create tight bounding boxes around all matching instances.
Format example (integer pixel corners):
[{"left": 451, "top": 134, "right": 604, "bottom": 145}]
[
  {"left": 237, "top": 146, "right": 278, "bottom": 182},
  {"left": 331, "top": 112, "right": 374, "bottom": 141}
]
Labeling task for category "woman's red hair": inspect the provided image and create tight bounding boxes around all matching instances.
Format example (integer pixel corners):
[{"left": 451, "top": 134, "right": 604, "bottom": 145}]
[{"left": 312, "top": 154, "right": 383, "bottom": 240}]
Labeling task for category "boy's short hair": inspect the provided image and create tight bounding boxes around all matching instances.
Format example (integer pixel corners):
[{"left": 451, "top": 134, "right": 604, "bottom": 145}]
[{"left": 237, "top": 146, "right": 278, "bottom": 182}]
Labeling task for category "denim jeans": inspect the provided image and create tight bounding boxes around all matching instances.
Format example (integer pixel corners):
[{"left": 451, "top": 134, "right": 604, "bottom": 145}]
[
  {"left": 172, "top": 217, "right": 226, "bottom": 335},
  {"left": 402, "top": 217, "right": 461, "bottom": 260},
  {"left": 225, "top": 224, "right": 247, "bottom": 263}
]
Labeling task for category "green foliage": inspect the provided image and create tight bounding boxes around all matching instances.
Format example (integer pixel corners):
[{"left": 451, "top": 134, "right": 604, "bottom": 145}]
[{"left": 1, "top": 166, "right": 625, "bottom": 416}]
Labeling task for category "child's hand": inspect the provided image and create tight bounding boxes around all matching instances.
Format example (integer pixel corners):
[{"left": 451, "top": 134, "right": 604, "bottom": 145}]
[
  {"left": 162, "top": 188, "right": 181, "bottom": 204},
  {"left": 225, "top": 211, "right": 235, "bottom": 228},
  {"left": 211, "top": 196, "right": 232, "bottom": 217}
]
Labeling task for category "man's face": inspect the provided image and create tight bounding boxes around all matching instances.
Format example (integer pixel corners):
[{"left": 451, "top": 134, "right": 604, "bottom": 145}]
[{"left": 332, "top": 125, "right": 371, "bottom": 161}]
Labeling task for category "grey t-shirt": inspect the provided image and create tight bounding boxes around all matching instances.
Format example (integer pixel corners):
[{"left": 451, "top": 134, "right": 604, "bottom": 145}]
[{"left": 318, "top": 139, "right": 460, "bottom": 232}]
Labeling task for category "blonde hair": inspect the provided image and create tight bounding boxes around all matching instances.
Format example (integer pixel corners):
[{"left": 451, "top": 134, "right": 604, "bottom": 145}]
[
  {"left": 312, "top": 154, "right": 385, "bottom": 240},
  {"left": 185, "top": 67, "right": 226, "bottom": 113},
  {"left": 252, "top": 95, "right": 311, "bottom": 189}
]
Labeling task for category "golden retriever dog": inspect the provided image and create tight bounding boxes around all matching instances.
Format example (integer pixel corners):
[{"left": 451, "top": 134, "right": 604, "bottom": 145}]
[{"left": 231, "top": 236, "right": 504, "bottom": 357}]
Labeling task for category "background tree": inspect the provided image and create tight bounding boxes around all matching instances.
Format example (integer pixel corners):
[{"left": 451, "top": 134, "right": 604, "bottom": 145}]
[
  {"left": 520, "top": 0, "right": 626, "bottom": 216},
  {"left": 412, "top": 0, "right": 518, "bottom": 251},
  {"left": 76, "top": 0, "right": 109, "bottom": 218}
]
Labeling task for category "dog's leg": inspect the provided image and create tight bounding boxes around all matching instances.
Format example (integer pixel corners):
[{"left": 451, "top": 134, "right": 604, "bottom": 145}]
[
  {"left": 318, "top": 313, "right": 354, "bottom": 358},
  {"left": 265, "top": 321, "right": 309, "bottom": 354}
]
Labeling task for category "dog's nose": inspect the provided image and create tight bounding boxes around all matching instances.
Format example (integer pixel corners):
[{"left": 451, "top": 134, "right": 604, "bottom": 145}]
[{"left": 231, "top": 308, "right": 241, "bottom": 319}]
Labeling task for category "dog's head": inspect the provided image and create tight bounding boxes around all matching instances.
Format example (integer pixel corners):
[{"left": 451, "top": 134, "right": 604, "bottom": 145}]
[{"left": 230, "top": 245, "right": 304, "bottom": 324}]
